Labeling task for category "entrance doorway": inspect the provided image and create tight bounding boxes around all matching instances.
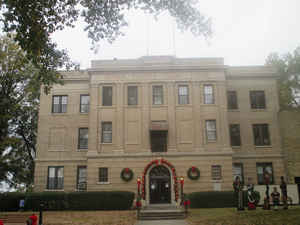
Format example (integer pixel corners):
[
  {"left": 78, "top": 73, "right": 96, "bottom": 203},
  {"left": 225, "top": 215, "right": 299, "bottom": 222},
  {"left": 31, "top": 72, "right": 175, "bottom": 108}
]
[{"left": 149, "top": 165, "right": 171, "bottom": 204}]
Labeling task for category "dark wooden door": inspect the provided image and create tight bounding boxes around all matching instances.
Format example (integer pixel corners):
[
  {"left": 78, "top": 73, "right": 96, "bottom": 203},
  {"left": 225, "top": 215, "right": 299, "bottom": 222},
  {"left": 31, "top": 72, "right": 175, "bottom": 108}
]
[{"left": 149, "top": 166, "right": 171, "bottom": 204}]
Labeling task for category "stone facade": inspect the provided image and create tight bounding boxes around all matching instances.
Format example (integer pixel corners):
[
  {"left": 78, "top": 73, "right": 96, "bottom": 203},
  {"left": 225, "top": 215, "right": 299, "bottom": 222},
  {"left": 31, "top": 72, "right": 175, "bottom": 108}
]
[{"left": 34, "top": 56, "right": 286, "bottom": 205}]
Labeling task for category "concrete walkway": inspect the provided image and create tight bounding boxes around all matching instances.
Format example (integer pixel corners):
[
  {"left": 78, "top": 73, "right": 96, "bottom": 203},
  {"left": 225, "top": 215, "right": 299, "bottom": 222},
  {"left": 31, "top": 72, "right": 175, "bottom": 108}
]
[{"left": 135, "top": 220, "right": 188, "bottom": 225}]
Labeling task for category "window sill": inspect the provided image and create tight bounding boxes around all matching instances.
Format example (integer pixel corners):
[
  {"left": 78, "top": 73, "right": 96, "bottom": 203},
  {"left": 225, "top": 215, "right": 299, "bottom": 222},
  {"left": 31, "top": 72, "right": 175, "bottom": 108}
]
[
  {"left": 45, "top": 189, "right": 64, "bottom": 191},
  {"left": 250, "top": 108, "right": 267, "bottom": 112},
  {"left": 228, "top": 109, "right": 240, "bottom": 112},
  {"left": 101, "top": 143, "right": 113, "bottom": 145},
  {"left": 201, "top": 103, "right": 217, "bottom": 106},
  {"left": 51, "top": 112, "right": 67, "bottom": 115},
  {"left": 97, "top": 182, "right": 110, "bottom": 185},
  {"left": 206, "top": 140, "right": 217, "bottom": 143},
  {"left": 231, "top": 146, "right": 241, "bottom": 149},
  {"left": 79, "top": 112, "right": 89, "bottom": 114},
  {"left": 99, "top": 106, "right": 115, "bottom": 109},
  {"left": 211, "top": 180, "right": 223, "bottom": 183},
  {"left": 255, "top": 145, "right": 272, "bottom": 148},
  {"left": 77, "top": 148, "right": 88, "bottom": 151}
]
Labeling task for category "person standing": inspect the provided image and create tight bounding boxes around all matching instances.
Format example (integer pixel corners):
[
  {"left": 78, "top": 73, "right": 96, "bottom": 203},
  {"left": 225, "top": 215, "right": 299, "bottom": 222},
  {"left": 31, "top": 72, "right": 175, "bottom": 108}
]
[
  {"left": 280, "top": 176, "right": 288, "bottom": 209},
  {"left": 271, "top": 187, "right": 280, "bottom": 210},
  {"left": 233, "top": 176, "right": 244, "bottom": 210}
]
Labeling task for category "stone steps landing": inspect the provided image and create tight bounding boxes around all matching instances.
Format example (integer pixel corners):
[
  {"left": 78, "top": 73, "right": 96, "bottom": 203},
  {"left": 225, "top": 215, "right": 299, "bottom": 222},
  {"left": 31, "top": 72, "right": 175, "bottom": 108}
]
[{"left": 138, "top": 204, "right": 186, "bottom": 220}]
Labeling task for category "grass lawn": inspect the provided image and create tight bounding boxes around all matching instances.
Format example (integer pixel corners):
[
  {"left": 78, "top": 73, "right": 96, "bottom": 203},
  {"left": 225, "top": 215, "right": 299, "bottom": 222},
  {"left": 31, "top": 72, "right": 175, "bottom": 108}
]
[
  {"left": 1, "top": 210, "right": 137, "bottom": 225},
  {"left": 187, "top": 206, "right": 300, "bottom": 225}
]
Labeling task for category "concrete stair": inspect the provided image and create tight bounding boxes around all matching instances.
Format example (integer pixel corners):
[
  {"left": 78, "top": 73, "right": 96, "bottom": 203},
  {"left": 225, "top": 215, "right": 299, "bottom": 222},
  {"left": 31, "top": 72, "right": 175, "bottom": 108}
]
[{"left": 138, "top": 204, "right": 186, "bottom": 220}]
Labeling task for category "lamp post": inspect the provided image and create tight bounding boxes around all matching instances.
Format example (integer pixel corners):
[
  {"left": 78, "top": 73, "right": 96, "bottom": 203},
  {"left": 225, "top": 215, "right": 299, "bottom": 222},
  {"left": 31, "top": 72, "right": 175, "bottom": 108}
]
[
  {"left": 137, "top": 177, "right": 141, "bottom": 196},
  {"left": 264, "top": 172, "right": 270, "bottom": 210},
  {"left": 39, "top": 202, "right": 44, "bottom": 225},
  {"left": 180, "top": 177, "right": 184, "bottom": 205}
]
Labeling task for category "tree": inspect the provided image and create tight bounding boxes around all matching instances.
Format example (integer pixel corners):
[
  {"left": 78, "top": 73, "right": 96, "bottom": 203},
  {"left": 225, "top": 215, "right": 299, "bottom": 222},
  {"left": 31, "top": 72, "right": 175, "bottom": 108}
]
[
  {"left": 0, "top": 35, "right": 39, "bottom": 189},
  {"left": 266, "top": 47, "right": 300, "bottom": 110},
  {"left": 0, "top": 0, "right": 212, "bottom": 91}
]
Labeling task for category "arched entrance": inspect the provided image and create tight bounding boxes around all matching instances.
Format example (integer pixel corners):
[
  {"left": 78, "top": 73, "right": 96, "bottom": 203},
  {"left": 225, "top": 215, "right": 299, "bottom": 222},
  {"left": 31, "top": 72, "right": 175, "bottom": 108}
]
[{"left": 149, "top": 165, "right": 171, "bottom": 204}]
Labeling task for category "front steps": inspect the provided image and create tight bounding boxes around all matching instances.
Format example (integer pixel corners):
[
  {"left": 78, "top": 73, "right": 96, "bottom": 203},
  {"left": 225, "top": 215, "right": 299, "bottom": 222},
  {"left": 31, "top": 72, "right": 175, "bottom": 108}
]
[{"left": 138, "top": 204, "right": 186, "bottom": 220}]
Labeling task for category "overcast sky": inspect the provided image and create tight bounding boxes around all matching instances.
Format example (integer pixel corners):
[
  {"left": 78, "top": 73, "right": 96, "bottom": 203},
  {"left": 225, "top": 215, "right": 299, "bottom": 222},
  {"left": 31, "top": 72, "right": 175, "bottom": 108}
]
[{"left": 52, "top": 0, "right": 300, "bottom": 69}]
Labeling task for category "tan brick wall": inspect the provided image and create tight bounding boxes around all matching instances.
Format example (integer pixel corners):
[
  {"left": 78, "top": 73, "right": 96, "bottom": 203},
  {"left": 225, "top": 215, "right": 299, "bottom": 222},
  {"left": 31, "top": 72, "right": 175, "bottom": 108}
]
[
  {"left": 34, "top": 57, "right": 286, "bottom": 199},
  {"left": 279, "top": 111, "right": 300, "bottom": 183}
]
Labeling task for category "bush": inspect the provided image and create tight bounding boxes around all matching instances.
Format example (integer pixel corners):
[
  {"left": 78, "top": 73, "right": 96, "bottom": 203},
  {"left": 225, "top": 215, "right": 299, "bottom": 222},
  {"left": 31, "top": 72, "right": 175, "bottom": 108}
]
[
  {"left": 188, "top": 191, "right": 248, "bottom": 208},
  {"left": 0, "top": 191, "right": 134, "bottom": 211},
  {"left": 0, "top": 192, "right": 26, "bottom": 211}
]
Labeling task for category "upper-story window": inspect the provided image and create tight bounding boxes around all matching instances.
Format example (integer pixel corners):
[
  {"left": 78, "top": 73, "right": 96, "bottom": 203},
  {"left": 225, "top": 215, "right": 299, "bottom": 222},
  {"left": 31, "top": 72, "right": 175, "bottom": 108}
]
[
  {"left": 227, "top": 91, "right": 238, "bottom": 109},
  {"left": 78, "top": 128, "right": 88, "bottom": 149},
  {"left": 101, "top": 122, "right": 112, "bottom": 143},
  {"left": 47, "top": 166, "right": 64, "bottom": 190},
  {"left": 80, "top": 95, "right": 90, "bottom": 113},
  {"left": 253, "top": 124, "right": 270, "bottom": 146},
  {"left": 128, "top": 86, "right": 138, "bottom": 105},
  {"left": 52, "top": 95, "right": 67, "bottom": 113},
  {"left": 102, "top": 86, "right": 112, "bottom": 106},
  {"left": 229, "top": 124, "right": 241, "bottom": 146},
  {"left": 250, "top": 91, "right": 266, "bottom": 109},
  {"left": 204, "top": 85, "right": 214, "bottom": 104},
  {"left": 206, "top": 120, "right": 217, "bottom": 141},
  {"left": 153, "top": 85, "right": 163, "bottom": 105},
  {"left": 178, "top": 85, "right": 189, "bottom": 104}
]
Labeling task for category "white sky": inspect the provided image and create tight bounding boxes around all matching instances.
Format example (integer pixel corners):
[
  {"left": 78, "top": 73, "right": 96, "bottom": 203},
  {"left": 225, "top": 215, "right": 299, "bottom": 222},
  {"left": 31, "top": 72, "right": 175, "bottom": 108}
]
[{"left": 52, "top": 0, "right": 300, "bottom": 69}]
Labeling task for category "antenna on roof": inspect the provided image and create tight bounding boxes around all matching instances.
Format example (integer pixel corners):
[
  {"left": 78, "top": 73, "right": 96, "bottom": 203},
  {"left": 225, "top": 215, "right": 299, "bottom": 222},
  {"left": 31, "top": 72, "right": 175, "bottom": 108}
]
[{"left": 146, "top": 13, "right": 150, "bottom": 56}]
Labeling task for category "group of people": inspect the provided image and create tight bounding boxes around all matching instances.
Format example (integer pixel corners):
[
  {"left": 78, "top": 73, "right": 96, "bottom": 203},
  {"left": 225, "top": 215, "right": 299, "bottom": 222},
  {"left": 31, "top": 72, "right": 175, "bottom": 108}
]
[{"left": 233, "top": 176, "right": 288, "bottom": 210}]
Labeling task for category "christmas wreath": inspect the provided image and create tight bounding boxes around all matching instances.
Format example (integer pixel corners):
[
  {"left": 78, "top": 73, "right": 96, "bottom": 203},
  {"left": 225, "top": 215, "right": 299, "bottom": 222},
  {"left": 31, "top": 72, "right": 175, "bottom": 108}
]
[
  {"left": 187, "top": 166, "right": 200, "bottom": 180},
  {"left": 121, "top": 168, "right": 134, "bottom": 182}
]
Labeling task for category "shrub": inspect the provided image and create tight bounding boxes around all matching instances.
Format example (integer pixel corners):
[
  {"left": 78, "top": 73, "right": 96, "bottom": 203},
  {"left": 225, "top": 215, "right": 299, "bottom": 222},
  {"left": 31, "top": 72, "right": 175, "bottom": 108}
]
[
  {"left": 188, "top": 191, "right": 248, "bottom": 208},
  {"left": 0, "top": 191, "right": 134, "bottom": 211},
  {"left": 0, "top": 192, "right": 26, "bottom": 211}
]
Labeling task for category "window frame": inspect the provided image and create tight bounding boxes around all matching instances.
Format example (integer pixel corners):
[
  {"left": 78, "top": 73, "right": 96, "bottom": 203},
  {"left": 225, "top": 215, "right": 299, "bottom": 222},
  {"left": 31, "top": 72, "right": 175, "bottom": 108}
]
[
  {"left": 102, "top": 86, "right": 113, "bottom": 106},
  {"left": 233, "top": 163, "right": 244, "bottom": 182},
  {"left": 101, "top": 122, "right": 112, "bottom": 143},
  {"left": 227, "top": 91, "right": 238, "bottom": 110},
  {"left": 80, "top": 94, "right": 90, "bottom": 113},
  {"left": 205, "top": 120, "right": 217, "bottom": 141},
  {"left": 211, "top": 165, "right": 222, "bottom": 180},
  {"left": 47, "top": 166, "right": 64, "bottom": 190},
  {"left": 127, "top": 86, "right": 138, "bottom": 105},
  {"left": 256, "top": 162, "right": 274, "bottom": 185},
  {"left": 204, "top": 84, "right": 214, "bottom": 104},
  {"left": 178, "top": 85, "right": 189, "bottom": 105},
  {"left": 152, "top": 85, "right": 164, "bottom": 105},
  {"left": 78, "top": 128, "right": 88, "bottom": 149},
  {"left": 250, "top": 90, "right": 266, "bottom": 109},
  {"left": 229, "top": 124, "right": 241, "bottom": 147},
  {"left": 253, "top": 124, "right": 271, "bottom": 146},
  {"left": 98, "top": 167, "right": 108, "bottom": 183},
  {"left": 52, "top": 95, "right": 68, "bottom": 113},
  {"left": 76, "top": 166, "right": 87, "bottom": 191}
]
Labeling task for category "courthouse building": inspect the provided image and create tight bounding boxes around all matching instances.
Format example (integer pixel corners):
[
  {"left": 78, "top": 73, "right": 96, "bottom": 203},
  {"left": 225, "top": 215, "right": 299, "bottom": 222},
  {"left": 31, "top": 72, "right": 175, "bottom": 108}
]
[{"left": 34, "top": 56, "right": 286, "bottom": 205}]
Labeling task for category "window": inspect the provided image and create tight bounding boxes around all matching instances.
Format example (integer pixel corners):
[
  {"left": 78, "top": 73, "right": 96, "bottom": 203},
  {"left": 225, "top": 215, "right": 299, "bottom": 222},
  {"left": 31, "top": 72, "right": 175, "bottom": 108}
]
[
  {"left": 47, "top": 166, "right": 64, "bottom": 190},
  {"left": 101, "top": 122, "right": 112, "bottom": 143},
  {"left": 153, "top": 85, "right": 163, "bottom": 105},
  {"left": 205, "top": 120, "right": 217, "bottom": 141},
  {"left": 151, "top": 131, "right": 167, "bottom": 152},
  {"left": 52, "top": 95, "right": 67, "bottom": 113},
  {"left": 211, "top": 165, "right": 222, "bottom": 180},
  {"left": 250, "top": 91, "right": 266, "bottom": 109},
  {"left": 253, "top": 124, "right": 270, "bottom": 146},
  {"left": 78, "top": 128, "right": 88, "bottom": 149},
  {"left": 227, "top": 91, "right": 238, "bottom": 109},
  {"left": 77, "top": 166, "right": 87, "bottom": 191},
  {"left": 204, "top": 85, "right": 214, "bottom": 104},
  {"left": 178, "top": 85, "right": 189, "bottom": 104},
  {"left": 80, "top": 95, "right": 90, "bottom": 113},
  {"left": 233, "top": 163, "right": 244, "bottom": 181},
  {"left": 102, "top": 86, "right": 112, "bottom": 106},
  {"left": 229, "top": 124, "right": 241, "bottom": 146},
  {"left": 256, "top": 163, "right": 274, "bottom": 184},
  {"left": 99, "top": 167, "right": 108, "bottom": 183},
  {"left": 128, "top": 86, "right": 138, "bottom": 105}
]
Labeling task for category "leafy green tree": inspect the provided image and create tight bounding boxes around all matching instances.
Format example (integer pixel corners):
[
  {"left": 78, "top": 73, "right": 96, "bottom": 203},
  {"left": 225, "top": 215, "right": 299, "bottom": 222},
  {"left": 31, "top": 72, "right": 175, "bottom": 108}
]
[
  {"left": 0, "top": 0, "right": 212, "bottom": 91},
  {"left": 0, "top": 35, "right": 39, "bottom": 189},
  {"left": 266, "top": 47, "right": 300, "bottom": 110}
]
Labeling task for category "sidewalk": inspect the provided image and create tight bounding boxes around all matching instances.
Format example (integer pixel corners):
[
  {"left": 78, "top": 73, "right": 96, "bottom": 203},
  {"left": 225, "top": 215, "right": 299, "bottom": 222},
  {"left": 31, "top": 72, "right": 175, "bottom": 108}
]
[{"left": 135, "top": 220, "right": 188, "bottom": 225}]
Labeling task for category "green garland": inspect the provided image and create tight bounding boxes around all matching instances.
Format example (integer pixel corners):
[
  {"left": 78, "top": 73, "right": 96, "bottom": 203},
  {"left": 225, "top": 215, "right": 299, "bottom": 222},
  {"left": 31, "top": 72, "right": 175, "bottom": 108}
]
[
  {"left": 187, "top": 166, "right": 200, "bottom": 180},
  {"left": 120, "top": 168, "right": 134, "bottom": 182}
]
